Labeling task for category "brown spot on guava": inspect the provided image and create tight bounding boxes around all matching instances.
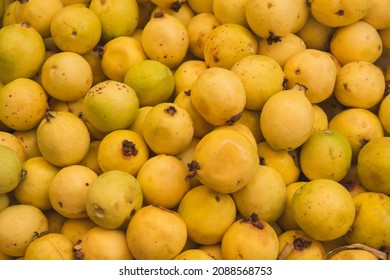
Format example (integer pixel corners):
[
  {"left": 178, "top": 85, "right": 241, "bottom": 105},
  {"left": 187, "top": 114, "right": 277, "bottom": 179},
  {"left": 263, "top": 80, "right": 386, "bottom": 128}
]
[
  {"left": 293, "top": 238, "right": 312, "bottom": 250},
  {"left": 267, "top": 32, "right": 282, "bottom": 45},
  {"left": 154, "top": 11, "right": 165, "bottom": 18},
  {"left": 226, "top": 112, "right": 243, "bottom": 125},
  {"left": 165, "top": 105, "right": 177, "bottom": 116},
  {"left": 170, "top": 1, "right": 184, "bottom": 12},
  {"left": 335, "top": 10, "right": 344, "bottom": 16},
  {"left": 122, "top": 140, "right": 138, "bottom": 156}
]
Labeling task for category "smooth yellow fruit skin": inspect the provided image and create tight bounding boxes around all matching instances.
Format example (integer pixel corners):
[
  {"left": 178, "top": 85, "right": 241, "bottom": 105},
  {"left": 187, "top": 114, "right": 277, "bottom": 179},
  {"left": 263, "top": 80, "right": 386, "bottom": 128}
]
[
  {"left": 299, "top": 129, "right": 352, "bottom": 182},
  {"left": 260, "top": 88, "right": 314, "bottom": 151},
  {"left": 60, "top": 218, "right": 97, "bottom": 246},
  {"left": 328, "top": 249, "right": 378, "bottom": 260},
  {"left": 24, "top": 233, "right": 75, "bottom": 260},
  {"left": 126, "top": 205, "right": 188, "bottom": 260},
  {"left": 233, "top": 165, "right": 287, "bottom": 224},
  {"left": 36, "top": 111, "right": 91, "bottom": 167},
  {"left": 75, "top": 226, "right": 133, "bottom": 260},
  {"left": 173, "top": 60, "right": 208, "bottom": 97},
  {"left": 13, "top": 156, "right": 60, "bottom": 211},
  {"left": 85, "top": 170, "right": 143, "bottom": 229},
  {"left": 0, "top": 204, "right": 48, "bottom": 257},
  {"left": 291, "top": 179, "right": 355, "bottom": 241},
  {"left": 0, "top": 23, "right": 45, "bottom": 84},
  {"left": 137, "top": 154, "right": 190, "bottom": 209},
  {"left": 356, "top": 137, "right": 390, "bottom": 194},
  {"left": 174, "top": 249, "right": 214, "bottom": 260},
  {"left": 178, "top": 185, "right": 236, "bottom": 245},
  {"left": 12, "top": 128, "right": 42, "bottom": 160},
  {"left": 0, "top": 131, "right": 27, "bottom": 161},
  {"left": 89, "top": 0, "right": 139, "bottom": 42},
  {"left": 345, "top": 192, "right": 390, "bottom": 249},
  {"left": 221, "top": 216, "right": 279, "bottom": 260},
  {"left": 0, "top": 145, "right": 24, "bottom": 195},
  {"left": 379, "top": 94, "right": 390, "bottom": 135},
  {"left": 192, "top": 129, "right": 259, "bottom": 194}
]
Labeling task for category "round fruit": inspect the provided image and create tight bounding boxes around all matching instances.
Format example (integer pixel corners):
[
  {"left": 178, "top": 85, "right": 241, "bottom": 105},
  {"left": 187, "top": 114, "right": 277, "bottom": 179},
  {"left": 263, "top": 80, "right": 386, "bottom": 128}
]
[
  {"left": 203, "top": 23, "right": 258, "bottom": 69},
  {"left": 174, "top": 249, "right": 214, "bottom": 260},
  {"left": 82, "top": 80, "right": 140, "bottom": 133},
  {"left": 123, "top": 59, "right": 175, "bottom": 107},
  {"left": 137, "top": 154, "right": 190, "bottom": 209},
  {"left": 345, "top": 192, "right": 390, "bottom": 249},
  {"left": 50, "top": 3, "right": 101, "bottom": 54},
  {"left": 24, "top": 233, "right": 75, "bottom": 260},
  {"left": 173, "top": 59, "right": 208, "bottom": 96},
  {"left": 0, "top": 23, "right": 45, "bottom": 84},
  {"left": 0, "top": 145, "right": 25, "bottom": 195},
  {"left": 191, "top": 129, "right": 259, "bottom": 194},
  {"left": 190, "top": 67, "right": 246, "bottom": 126},
  {"left": 142, "top": 102, "right": 194, "bottom": 155},
  {"left": 0, "top": 131, "right": 27, "bottom": 161},
  {"left": 221, "top": 214, "right": 279, "bottom": 260},
  {"left": 260, "top": 88, "right": 314, "bottom": 151},
  {"left": 177, "top": 185, "right": 236, "bottom": 245},
  {"left": 299, "top": 129, "right": 352, "bottom": 181},
  {"left": 233, "top": 165, "right": 287, "bottom": 224},
  {"left": 40, "top": 52, "right": 93, "bottom": 101},
  {"left": 0, "top": 204, "right": 48, "bottom": 257},
  {"left": 0, "top": 77, "right": 48, "bottom": 131},
  {"left": 126, "top": 205, "right": 187, "bottom": 260},
  {"left": 85, "top": 170, "right": 143, "bottom": 229},
  {"left": 60, "top": 218, "right": 97, "bottom": 246},
  {"left": 97, "top": 129, "right": 149, "bottom": 175},
  {"left": 291, "top": 179, "right": 355, "bottom": 241},
  {"left": 356, "top": 137, "right": 390, "bottom": 194},
  {"left": 36, "top": 111, "right": 90, "bottom": 167}
]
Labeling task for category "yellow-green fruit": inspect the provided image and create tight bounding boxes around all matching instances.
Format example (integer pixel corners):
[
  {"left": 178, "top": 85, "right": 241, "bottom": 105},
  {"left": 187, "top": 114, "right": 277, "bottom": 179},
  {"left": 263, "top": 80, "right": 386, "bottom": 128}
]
[
  {"left": 137, "top": 154, "right": 190, "bottom": 209},
  {"left": 142, "top": 102, "right": 194, "bottom": 155},
  {"left": 0, "top": 131, "right": 26, "bottom": 161},
  {"left": 284, "top": 49, "right": 338, "bottom": 103},
  {"left": 74, "top": 226, "right": 133, "bottom": 260},
  {"left": 123, "top": 59, "right": 175, "bottom": 107},
  {"left": 257, "top": 141, "right": 300, "bottom": 186},
  {"left": 0, "top": 23, "right": 45, "bottom": 84},
  {"left": 128, "top": 105, "right": 153, "bottom": 139},
  {"left": 0, "top": 77, "right": 48, "bottom": 131},
  {"left": 334, "top": 61, "right": 385, "bottom": 109},
  {"left": 186, "top": 12, "right": 220, "bottom": 60},
  {"left": 126, "top": 205, "right": 188, "bottom": 260},
  {"left": 141, "top": 11, "right": 189, "bottom": 69},
  {"left": 173, "top": 60, "right": 208, "bottom": 97},
  {"left": 89, "top": 0, "right": 139, "bottom": 42},
  {"left": 191, "top": 129, "right": 259, "bottom": 194},
  {"left": 345, "top": 192, "right": 390, "bottom": 249},
  {"left": 13, "top": 129, "right": 42, "bottom": 160},
  {"left": 150, "top": 3, "right": 194, "bottom": 27},
  {"left": 327, "top": 248, "right": 379, "bottom": 260},
  {"left": 260, "top": 88, "right": 314, "bottom": 151},
  {"left": 36, "top": 111, "right": 90, "bottom": 167},
  {"left": 296, "top": 14, "right": 336, "bottom": 51},
  {"left": 177, "top": 185, "right": 236, "bottom": 245},
  {"left": 0, "top": 145, "right": 24, "bottom": 195},
  {"left": 213, "top": 0, "right": 248, "bottom": 27},
  {"left": 174, "top": 90, "right": 214, "bottom": 138},
  {"left": 277, "top": 230, "right": 326, "bottom": 260},
  {"left": 97, "top": 129, "right": 149, "bottom": 175},
  {"left": 50, "top": 4, "right": 101, "bottom": 54},
  {"left": 329, "top": 108, "right": 384, "bottom": 162},
  {"left": 308, "top": 0, "right": 371, "bottom": 27},
  {"left": 190, "top": 67, "right": 246, "bottom": 126},
  {"left": 86, "top": 170, "right": 143, "bottom": 229},
  {"left": 2, "top": 1, "right": 16, "bottom": 27},
  {"left": 49, "top": 165, "right": 98, "bottom": 219},
  {"left": 356, "top": 137, "right": 390, "bottom": 194},
  {"left": 231, "top": 54, "right": 286, "bottom": 111},
  {"left": 291, "top": 179, "right": 355, "bottom": 241},
  {"left": 0, "top": 204, "right": 48, "bottom": 257},
  {"left": 258, "top": 33, "right": 307, "bottom": 68},
  {"left": 203, "top": 23, "right": 257, "bottom": 69},
  {"left": 0, "top": 193, "right": 10, "bottom": 212},
  {"left": 100, "top": 36, "right": 147, "bottom": 82},
  {"left": 41, "top": 51, "right": 93, "bottom": 102},
  {"left": 13, "top": 157, "right": 60, "bottom": 211},
  {"left": 82, "top": 47, "right": 108, "bottom": 86},
  {"left": 60, "top": 218, "right": 97, "bottom": 246},
  {"left": 299, "top": 129, "right": 352, "bottom": 181},
  {"left": 233, "top": 165, "right": 287, "bottom": 224},
  {"left": 187, "top": 0, "right": 213, "bottom": 13},
  {"left": 312, "top": 104, "right": 329, "bottom": 133},
  {"left": 82, "top": 80, "right": 140, "bottom": 133},
  {"left": 330, "top": 21, "right": 383, "bottom": 65},
  {"left": 79, "top": 140, "right": 103, "bottom": 175},
  {"left": 221, "top": 214, "right": 279, "bottom": 260},
  {"left": 277, "top": 181, "right": 306, "bottom": 231},
  {"left": 14, "top": 0, "right": 63, "bottom": 38},
  {"left": 363, "top": 0, "right": 390, "bottom": 30},
  {"left": 24, "top": 233, "right": 74, "bottom": 260},
  {"left": 174, "top": 249, "right": 215, "bottom": 260},
  {"left": 379, "top": 94, "right": 390, "bottom": 135},
  {"left": 245, "top": 0, "right": 299, "bottom": 41}
]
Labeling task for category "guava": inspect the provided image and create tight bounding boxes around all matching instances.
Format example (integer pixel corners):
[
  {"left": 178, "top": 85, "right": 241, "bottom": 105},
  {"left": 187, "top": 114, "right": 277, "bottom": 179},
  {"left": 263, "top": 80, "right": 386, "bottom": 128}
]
[
  {"left": 174, "top": 249, "right": 214, "bottom": 260},
  {"left": 24, "top": 233, "right": 75, "bottom": 260},
  {"left": 0, "top": 145, "right": 25, "bottom": 195},
  {"left": 60, "top": 218, "right": 97, "bottom": 246}
]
